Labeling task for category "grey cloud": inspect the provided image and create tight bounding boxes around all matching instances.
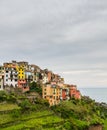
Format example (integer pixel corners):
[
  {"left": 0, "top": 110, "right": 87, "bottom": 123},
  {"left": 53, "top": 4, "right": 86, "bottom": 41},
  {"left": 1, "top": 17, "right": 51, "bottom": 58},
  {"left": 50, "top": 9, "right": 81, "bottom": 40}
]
[{"left": 0, "top": 0, "right": 107, "bottom": 87}]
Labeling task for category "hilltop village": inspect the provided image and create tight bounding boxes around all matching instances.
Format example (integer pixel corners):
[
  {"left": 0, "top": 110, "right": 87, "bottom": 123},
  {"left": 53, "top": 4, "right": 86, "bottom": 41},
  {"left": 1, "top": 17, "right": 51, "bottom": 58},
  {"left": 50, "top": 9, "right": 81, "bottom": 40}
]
[{"left": 0, "top": 60, "right": 81, "bottom": 106}]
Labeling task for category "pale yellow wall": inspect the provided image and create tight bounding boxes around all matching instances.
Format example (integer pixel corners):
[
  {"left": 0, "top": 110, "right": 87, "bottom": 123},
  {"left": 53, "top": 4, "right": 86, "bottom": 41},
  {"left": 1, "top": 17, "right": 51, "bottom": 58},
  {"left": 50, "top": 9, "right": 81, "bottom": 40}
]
[{"left": 42, "top": 84, "right": 61, "bottom": 106}]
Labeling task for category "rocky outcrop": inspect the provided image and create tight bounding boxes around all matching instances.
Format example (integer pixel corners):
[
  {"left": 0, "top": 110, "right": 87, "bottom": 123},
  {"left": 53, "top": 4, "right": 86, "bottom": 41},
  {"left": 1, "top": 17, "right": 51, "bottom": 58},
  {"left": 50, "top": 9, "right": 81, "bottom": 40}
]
[{"left": 89, "top": 125, "right": 103, "bottom": 130}]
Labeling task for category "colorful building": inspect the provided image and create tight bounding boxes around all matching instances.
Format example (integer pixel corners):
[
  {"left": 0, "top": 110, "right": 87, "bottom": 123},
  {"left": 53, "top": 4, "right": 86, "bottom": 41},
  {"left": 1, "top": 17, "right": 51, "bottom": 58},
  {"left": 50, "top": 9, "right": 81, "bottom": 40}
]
[
  {"left": 3, "top": 61, "right": 29, "bottom": 92},
  {"left": 4, "top": 66, "right": 18, "bottom": 87},
  {"left": 42, "top": 84, "right": 61, "bottom": 106},
  {"left": 1, "top": 60, "right": 81, "bottom": 105},
  {"left": 0, "top": 66, "right": 4, "bottom": 90},
  {"left": 69, "top": 85, "right": 81, "bottom": 99},
  {"left": 17, "top": 66, "right": 29, "bottom": 92}
]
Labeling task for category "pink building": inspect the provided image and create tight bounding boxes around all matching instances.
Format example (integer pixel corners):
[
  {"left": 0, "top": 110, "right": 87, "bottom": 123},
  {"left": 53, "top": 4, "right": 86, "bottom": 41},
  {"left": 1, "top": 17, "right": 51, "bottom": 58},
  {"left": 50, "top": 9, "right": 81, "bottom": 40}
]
[
  {"left": 47, "top": 71, "right": 52, "bottom": 83},
  {"left": 62, "top": 89, "right": 67, "bottom": 100},
  {"left": 18, "top": 80, "right": 29, "bottom": 92},
  {"left": 69, "top": 85, "right": 81, "bottom": 99}
]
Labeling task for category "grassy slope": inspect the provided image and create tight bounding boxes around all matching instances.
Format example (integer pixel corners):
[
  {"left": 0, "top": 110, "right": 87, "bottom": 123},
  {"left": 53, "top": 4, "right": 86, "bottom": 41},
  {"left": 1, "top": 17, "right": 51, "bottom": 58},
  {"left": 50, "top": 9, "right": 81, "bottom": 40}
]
[
  {"left": 51, "top": 98, "right": 105, "bottom": 129},
  {"left": 1, "top": 111, "right": 63, "bottom": 130},
  {"left": 0, "top": 92, "right": 107, "bottom": 130},
  {"left": 0, "top": 100, "right": 105, "bottom": 130},
  {"left": 0, "top": 103, "right": 63, "bottom": 130},
  {"left": 0, "top": 103, "right": 20, "bottom": 111},
  {"left": 104, "top": 119, "right": 107, "bottom": 130}
]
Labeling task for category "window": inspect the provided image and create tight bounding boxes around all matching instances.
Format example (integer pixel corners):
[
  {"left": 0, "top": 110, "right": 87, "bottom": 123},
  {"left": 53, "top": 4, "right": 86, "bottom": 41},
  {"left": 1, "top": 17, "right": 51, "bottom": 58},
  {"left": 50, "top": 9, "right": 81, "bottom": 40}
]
[
  {"left": 57, "top": 96, "right": 59, "bottom": 100},
  {"left": 6, "top": 75, "right": 8, "bottom": 77},
  {"left": 6, "top": 79, "right": 8, "bottom": 81}
]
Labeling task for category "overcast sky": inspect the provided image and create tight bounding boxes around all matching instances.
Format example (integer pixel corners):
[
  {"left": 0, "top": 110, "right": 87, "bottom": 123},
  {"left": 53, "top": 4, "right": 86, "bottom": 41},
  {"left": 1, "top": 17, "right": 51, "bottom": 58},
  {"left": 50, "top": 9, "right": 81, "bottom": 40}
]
[{"left": 0, "top": 0, "right": 107, "bottom": 88}]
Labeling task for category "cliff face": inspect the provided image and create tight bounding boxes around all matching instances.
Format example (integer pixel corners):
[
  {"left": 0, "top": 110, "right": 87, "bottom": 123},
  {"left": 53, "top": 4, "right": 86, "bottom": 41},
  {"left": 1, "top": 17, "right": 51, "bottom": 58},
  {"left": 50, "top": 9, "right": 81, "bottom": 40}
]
[{"left": 88, "top": 125, "right": 103, "bottom": 130}]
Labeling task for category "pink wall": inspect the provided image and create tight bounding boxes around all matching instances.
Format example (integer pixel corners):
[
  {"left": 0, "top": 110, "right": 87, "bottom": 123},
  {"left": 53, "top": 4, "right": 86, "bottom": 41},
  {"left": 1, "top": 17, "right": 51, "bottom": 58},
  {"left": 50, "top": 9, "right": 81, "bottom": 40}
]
[{"left": 62, "top": 89, "right": 67, "bottom": 100}]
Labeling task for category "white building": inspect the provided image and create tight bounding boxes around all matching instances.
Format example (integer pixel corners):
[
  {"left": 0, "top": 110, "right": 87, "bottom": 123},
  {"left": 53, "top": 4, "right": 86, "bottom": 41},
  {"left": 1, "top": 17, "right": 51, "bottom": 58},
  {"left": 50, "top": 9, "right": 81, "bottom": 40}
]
[
  {"left": 42, "top": 75, "right": 49, "bottom": 84},
  {"left": 4, "top": 67, "right": 18, "bottom": 87},
  {"left": 0, "top": 75, "right": 4, "bottom": 90}
]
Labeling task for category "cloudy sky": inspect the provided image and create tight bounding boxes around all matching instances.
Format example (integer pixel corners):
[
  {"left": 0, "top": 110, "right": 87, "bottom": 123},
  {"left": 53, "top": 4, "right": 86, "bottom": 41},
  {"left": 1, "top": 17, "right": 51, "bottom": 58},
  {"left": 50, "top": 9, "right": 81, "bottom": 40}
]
[{"left": 0, "top": 0, "right": 107, "bottom": 88}]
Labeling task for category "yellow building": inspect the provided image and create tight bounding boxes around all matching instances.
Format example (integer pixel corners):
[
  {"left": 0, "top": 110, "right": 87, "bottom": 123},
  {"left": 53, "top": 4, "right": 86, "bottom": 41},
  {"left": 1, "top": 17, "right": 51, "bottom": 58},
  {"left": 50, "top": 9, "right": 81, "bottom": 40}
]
[{"left": 16, "top": 66, "right": 25, "bottom": 80}]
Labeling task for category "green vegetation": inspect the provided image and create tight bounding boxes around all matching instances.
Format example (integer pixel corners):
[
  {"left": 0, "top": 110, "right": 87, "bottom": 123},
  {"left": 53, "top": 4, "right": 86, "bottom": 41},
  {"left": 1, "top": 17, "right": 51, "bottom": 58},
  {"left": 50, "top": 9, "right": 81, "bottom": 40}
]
[
  {"left": 104, "top": 119, "right": 107, "bottom": 130},
  {"left": 51, "top": 96, "right": 107, "bottom": 129},
  {"left": 0, "top": 103, "right": 20, "bottom": 111},
  {"left": 0, "top": 91, "right": 107, "bottom": 130},
  {"left": 29, "top": 81, "right": 42, "bottom": 95}
]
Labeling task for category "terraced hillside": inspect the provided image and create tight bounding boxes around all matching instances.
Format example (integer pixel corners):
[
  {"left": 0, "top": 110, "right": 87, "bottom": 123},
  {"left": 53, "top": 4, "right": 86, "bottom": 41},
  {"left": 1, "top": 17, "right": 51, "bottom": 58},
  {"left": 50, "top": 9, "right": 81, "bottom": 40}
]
[
  {"left": 0, "top": 91, "right": 107, "bottom": 130},
  {"left": 0, "top": 108, "right": 63, "bottom": 130}
]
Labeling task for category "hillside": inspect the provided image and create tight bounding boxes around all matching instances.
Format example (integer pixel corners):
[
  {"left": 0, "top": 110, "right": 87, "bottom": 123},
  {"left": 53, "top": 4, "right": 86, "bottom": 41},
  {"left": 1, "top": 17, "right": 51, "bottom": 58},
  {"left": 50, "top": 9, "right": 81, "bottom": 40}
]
[{"left": 0, "top": 91, "right": 107, "bottom": 130}]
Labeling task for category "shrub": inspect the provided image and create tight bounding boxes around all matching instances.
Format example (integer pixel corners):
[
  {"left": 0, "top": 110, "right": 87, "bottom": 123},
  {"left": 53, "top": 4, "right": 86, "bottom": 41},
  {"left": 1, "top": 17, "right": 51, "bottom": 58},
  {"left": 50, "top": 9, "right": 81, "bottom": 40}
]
[
  {"left": 11, "top": 109, "right": 21, "bottom": 118},
  {"left": 63, "top": 121, "right": 72, "bottom": 130},
  {"left": 29, "top": 82, "right": 42, "bottom": 95},
  {"left": 34, "top": 98, "right": 49, "bottom": 107},
  {"left": 0, "top": 91, "right": 7, "bottom": 102},
  {"left": 19, "top": 99, "right": 31, "bottom": 112}
]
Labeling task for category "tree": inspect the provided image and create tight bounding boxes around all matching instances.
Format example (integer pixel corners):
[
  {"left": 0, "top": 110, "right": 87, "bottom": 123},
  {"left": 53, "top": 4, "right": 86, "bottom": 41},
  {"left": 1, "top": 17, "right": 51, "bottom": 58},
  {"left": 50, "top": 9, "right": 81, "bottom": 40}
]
[{"left": 29, "top": 81, "right": 42, "bottom": 95}]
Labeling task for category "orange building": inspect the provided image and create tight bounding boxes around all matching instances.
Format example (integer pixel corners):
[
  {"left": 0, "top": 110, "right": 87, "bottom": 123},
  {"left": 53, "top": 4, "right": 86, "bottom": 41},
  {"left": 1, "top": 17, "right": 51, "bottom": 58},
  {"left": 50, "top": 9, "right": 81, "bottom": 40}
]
[{"left": 42, "top": 84, "right": 61, "bottom": 106}]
